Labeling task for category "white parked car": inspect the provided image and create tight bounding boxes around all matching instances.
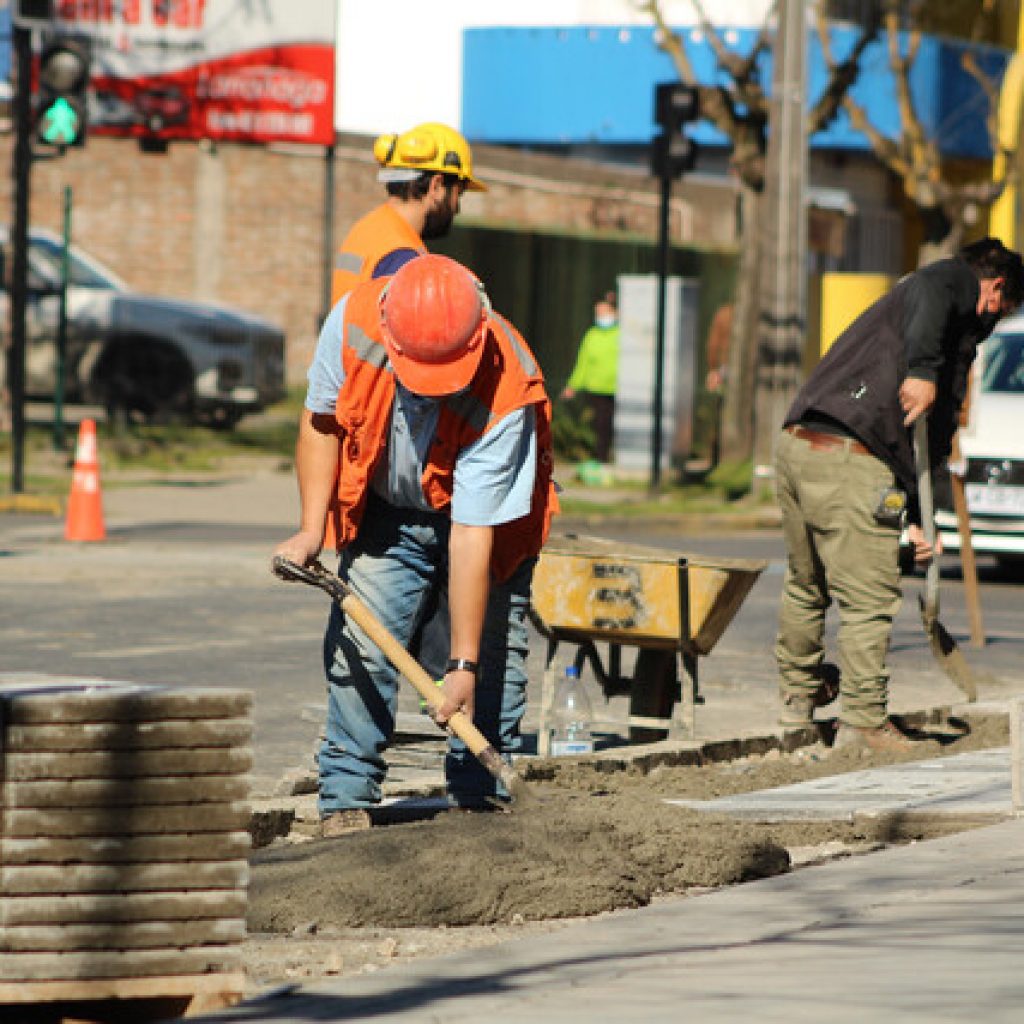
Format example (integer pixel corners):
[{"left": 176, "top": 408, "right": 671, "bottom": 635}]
[{"left": 934, "top": 311, "right": 1024, "bottom": 574}]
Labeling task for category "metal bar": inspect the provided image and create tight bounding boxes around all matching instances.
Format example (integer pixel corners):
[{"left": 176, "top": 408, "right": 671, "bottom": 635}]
[
  {"left": 8, "top": 22, "right": 34, "bottom": 494},
  {"left": 651, "top": 170, "right": 672, "bottom": 490},
  {"left": 53, "top": 184, "right": 71, "bottom": 451}
]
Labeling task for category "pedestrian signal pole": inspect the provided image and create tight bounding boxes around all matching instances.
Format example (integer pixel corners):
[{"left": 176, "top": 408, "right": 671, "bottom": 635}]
[
  {"left": 8, "top": 18, "right": 35, "bottom": 494},
  {"left": 649, "top": 83, "right": 699, "bottom": 489},
  {"left": 7, "top": 3, "right": 90, "bottom": 493}
]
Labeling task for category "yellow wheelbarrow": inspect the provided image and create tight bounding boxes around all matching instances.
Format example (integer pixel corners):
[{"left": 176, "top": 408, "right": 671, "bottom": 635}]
[{"left": 530, "top": 533, "right": 766, "bottom": 748}]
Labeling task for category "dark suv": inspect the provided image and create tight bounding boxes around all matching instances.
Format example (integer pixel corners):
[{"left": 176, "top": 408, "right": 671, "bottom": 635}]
[{"left": 1, "top": 228, "right": 285, "bottom": 428}]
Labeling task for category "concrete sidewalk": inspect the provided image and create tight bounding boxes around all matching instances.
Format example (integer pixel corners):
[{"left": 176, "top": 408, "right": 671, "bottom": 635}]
[
  {"left": 7, "top": 469, "right": 1024, "bottom": 1021},
  {"left": 201, "top": 815, "right": 1024, "bottom": 1023}
]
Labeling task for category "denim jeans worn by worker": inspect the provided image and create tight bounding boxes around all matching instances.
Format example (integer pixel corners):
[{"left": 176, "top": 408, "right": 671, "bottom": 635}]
[{"left": 318, "top": 493, "right": 534, "bottom": 814}]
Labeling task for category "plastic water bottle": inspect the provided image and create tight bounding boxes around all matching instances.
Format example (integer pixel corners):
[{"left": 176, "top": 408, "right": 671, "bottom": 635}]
[{"left": 549, "top": 666, "right": 594, "bottom": 756}]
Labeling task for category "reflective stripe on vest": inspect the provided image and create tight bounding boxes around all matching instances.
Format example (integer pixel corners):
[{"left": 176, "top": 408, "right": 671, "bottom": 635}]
[
  {"left": 491, "top": 315, "right": 539, "bottom": 377},
  {"left": 335, "top": 251, "right": 363, "bottom": 275},
  {"left": 347, "top": 322, "right": 390, "bottom": 369}
]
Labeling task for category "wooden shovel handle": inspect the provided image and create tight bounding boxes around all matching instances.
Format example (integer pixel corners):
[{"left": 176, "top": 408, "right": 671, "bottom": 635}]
[
  {"left": 272, "top": 556, "right": 508, "bottom": 783},
  {"left": 913, "top": 418, "right": 940, "bottom": 617}
]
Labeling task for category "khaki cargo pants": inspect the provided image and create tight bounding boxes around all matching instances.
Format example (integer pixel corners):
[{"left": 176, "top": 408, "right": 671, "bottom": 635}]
[{"left": 774, "top": 428, "right": 903, "bottom": 729}]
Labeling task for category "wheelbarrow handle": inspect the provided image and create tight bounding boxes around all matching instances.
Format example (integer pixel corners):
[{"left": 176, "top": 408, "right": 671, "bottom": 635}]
[{"left": 271, "top": 556, "right": 514, "bottom": 788}]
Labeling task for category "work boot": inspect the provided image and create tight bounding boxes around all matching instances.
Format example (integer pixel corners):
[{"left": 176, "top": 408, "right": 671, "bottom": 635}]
[
  {"left": 833, "top": 720, "right": 916, "bottom": 753},
  {"left": 320, "top": 809, "right": 372, "bottom": 838},
  {"left": 778, "top": 664, "right": 841, "bottom": 726}
]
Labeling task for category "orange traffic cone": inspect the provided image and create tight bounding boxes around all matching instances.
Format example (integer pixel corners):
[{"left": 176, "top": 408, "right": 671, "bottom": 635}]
[{"left": 64, "top": 418, "right": 106, "bottom": 542}]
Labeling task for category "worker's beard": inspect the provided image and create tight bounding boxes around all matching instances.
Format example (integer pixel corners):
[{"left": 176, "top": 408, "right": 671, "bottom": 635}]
[{"left": 421, "top": 206, "right": 455, "bottom": 240}]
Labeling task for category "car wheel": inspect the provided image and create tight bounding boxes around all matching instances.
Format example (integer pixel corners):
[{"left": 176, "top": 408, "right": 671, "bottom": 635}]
[
  {"left": 92, "top": 341, "right": 194, "bottom": 426},
  {"left": 995, "top": 554, "right": 1024, "bottom": 581},
  {"left": 196, "top": 406, "right": 244, "bottom": 431}
]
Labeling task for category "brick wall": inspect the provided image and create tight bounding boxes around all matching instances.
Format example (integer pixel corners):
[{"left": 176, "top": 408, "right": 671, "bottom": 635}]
[{"left": 0, "top": 132, "right": 738, "bottom": 382}]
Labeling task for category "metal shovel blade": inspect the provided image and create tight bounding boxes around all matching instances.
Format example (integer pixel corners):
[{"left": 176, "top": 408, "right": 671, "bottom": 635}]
[
  {"left": 914, "top": 419, "right": 978, "bottom": 702},
  {"left": 918, "top": 595, "right": 978, "bottom": 701}
]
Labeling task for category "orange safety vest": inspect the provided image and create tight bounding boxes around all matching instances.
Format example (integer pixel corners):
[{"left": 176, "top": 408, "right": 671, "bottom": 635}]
[
  {"left": 330, "top": 204, "right": 427, "bottom": 306},
  {"left": 325, "top": 279, "right": 559, "bottom": 583}
]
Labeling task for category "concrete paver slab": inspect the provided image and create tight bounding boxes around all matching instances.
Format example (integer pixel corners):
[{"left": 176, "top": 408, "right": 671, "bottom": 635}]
[{"left": 667, "top": 747, "right": 1014, "bottom": 820}]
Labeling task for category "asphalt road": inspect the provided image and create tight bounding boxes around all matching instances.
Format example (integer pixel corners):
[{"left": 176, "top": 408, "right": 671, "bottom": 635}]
[{"left": 3, "top": 474, "right": 1024, "bottom": 796}]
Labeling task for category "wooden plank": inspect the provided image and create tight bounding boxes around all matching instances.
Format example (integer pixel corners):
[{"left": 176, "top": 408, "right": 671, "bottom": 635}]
[
  {"left": 0, "top": 832, "right": 252, "bottom": 866},
  {"left": 0, "top": 718, "right": 252, "bottom": 752},
  {"left": 2, "top": 774, "right": 250, "bottom": 808},
  {"left": 0, "top": 687, "right": 252, "bottom": 725},
  {"left": 0, "top": 971, "right": 246, "bottom": 1006},
  {"left": 0, "top": 890, "right": 247, "bottom": 926},
  {"left": 0, "top": 748, "right": 254, "bottom": 780},
  {"left": 0, "top": 918, "right": 246, "bottom": 952},
  {"left": 1, "top": 859, "right": 248, "bottom": 895},
  {"left": 0, "top": 944, "right": 243, "bottom": 981},
  {"left": 1, "top": 801, "right": 251, "bottom": 837}
]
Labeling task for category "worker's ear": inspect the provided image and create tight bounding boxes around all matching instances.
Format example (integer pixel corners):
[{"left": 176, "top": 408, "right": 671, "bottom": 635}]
[{"left": 426, "top": 173, "right": 447, "bottom": 202}]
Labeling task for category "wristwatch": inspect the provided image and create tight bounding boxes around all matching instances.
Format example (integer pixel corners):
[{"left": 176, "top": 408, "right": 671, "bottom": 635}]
[{"left": 446, "top": 658, "right": 479, "bottom": 677}]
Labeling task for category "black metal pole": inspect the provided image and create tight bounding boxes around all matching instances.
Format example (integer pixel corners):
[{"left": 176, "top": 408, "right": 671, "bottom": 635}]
[
  {"left": 650, "top": 170, "right": 672, "bottom": 490},
  {"left": 9, "top": 23, "right": 33, "bottom": 495},
  {"left": 321, "top": 137, "right": 336, "bottom": 327},
  {"left": 54, "top": 184, "right": 72, "bottom": 452}
]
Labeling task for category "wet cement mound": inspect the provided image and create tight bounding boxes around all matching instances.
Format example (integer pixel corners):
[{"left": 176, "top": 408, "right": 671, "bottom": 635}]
[
  {"left": 248, "top": 713, "right": 1007, "bottom": 932},
  {"left": 248, "top": 791, "right": 789, "bottom": 930}
]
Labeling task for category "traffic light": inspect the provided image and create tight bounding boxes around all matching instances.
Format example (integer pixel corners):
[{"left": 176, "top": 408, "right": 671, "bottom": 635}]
[
  {"left": 651, "top": 82, "right": 700, "bottom": 179},
  {"left": 35, "top": 35, "right": 91, "bottom": 149},
  {"left": 13, "top": 0, "right": 55, "bottom": 28}
]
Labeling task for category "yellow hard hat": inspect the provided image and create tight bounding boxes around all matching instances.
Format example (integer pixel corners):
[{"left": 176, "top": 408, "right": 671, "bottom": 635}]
[{"left": 373, "top": 122, "right": 486, "bottom": 192}]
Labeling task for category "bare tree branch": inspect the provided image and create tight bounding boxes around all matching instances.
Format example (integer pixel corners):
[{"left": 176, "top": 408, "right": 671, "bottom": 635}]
[
  {"left": 808, "top": 0, "right": 881, "bottom": 135},
  {"left": 637, "top": 0, "right": 769, "bottom": 189}
]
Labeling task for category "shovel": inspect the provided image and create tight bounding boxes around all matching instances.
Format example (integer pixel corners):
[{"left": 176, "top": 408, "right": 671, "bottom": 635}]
[
  {"left": 271, "top": 555, "right": 535, "bottom": 804},
  {"left": 912, "top": 418, "right": 978, "bottom": 702}
]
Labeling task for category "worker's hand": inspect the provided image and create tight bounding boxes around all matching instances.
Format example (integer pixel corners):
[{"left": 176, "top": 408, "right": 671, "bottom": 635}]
[
  {"left": 899, "top": 377, "right": 937, "bottom": 426},
  {"left": 271, "top": 530, "right": 323, "bottom": 575},
  {"left": 561, "top": 386, "right": 576, "bottom": 401},
  {"left": 432, "top": 668, "right": 476, "bottom": 727},
  {"left": 706, "top": 368, "right": 723, "bottom": 391},
  {"left": 907, "top": 523, "right": 943, "bottom": 564}
]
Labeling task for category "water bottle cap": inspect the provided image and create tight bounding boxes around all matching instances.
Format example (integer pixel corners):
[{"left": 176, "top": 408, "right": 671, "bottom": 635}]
[{"left": 565, "top": 666, "right": 579, "bottom": 679}]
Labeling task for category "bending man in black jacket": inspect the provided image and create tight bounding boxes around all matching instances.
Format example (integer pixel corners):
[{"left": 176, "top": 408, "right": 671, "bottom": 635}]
[{"left": 775, "top": 238, "right": 1024, "bottom": 750}]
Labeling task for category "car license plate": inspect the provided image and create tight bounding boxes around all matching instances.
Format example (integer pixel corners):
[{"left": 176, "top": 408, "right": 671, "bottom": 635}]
[{"left": 965, "top": 483, "right": 1024, "bottom": 514}]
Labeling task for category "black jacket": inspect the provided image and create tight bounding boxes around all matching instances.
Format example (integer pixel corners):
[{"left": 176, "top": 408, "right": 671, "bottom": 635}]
[{"left": 786, "top": 257, "right": 997, "bottom": 496}]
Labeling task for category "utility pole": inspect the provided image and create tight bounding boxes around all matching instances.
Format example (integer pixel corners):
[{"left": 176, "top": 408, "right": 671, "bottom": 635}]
[
  {"left": 752, "top": 0, "right": 808, "bottom": 480},
  {"left": 649, "top": 83, "right": 699, "bottom": 490},
  {"left": 8, "top": 20, "right": 34, "bottom": 494}
]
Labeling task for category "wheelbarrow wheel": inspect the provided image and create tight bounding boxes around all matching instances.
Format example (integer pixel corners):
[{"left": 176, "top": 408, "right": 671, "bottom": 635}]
[{"left": 629, "top": 649, "right": 679, "bottom": 743}]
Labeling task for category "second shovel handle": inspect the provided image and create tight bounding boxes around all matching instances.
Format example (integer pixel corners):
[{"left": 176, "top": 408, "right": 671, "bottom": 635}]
[{"left": 913, "top": 417, "right": 940, "bottom": 614}]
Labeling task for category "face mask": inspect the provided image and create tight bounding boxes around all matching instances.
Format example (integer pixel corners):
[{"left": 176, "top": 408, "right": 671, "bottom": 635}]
[{"left": 595, "top": 314, "right": 617, "bottom": 329}]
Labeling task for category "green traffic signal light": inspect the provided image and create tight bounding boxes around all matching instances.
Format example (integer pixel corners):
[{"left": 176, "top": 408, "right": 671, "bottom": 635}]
[
  {"left": 40, "top": 97, "right": 81, "bottom": 146},
  {"left": 35, "top": 34, "right": 91, "bottom": 150}
]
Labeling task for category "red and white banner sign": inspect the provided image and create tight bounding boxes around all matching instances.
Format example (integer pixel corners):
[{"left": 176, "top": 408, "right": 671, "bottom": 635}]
[{"left": 55, "top": 1, "right": 336, "bottom": 146}]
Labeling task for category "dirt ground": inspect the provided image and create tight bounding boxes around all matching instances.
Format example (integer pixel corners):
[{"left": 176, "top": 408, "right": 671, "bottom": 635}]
[{"left": 242, "top": 713, "right": 1007, "bottom": 992}]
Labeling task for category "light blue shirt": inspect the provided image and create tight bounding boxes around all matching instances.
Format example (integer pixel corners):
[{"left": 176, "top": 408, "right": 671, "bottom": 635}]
[{"left": 306, "top": 297, "right": 537, "bottom": 527}]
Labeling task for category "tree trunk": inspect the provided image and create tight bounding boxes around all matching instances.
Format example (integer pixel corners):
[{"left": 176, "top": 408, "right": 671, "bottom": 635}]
[
  {"left": 917, "top": 206, "right": 960, "bottom": 267},
  {"left": 721, "top": 186, "right": 762, "bottom": 465}
]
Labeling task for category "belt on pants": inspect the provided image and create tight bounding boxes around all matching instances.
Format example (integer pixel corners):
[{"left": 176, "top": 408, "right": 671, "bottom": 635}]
[{"left": 784, "top": 424, "right": 871, "bottom": 456}]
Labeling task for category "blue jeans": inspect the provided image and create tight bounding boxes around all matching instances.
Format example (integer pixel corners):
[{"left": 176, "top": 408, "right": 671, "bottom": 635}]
[{"left": 318, "top": 495, "right": 534, "bottom": 814}]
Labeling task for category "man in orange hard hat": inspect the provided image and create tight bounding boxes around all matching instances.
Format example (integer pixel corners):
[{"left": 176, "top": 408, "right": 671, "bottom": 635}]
[
  {"left": 274, "top": 255, "right": 558, "bottom": 836},
  {"left": 330, "top": 122, "right": 485, "bottom": 306}
]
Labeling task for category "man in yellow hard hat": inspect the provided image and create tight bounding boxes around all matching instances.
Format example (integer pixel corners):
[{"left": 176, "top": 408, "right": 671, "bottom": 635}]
[
  {"left": 330, "top": 122, "right": 486, "bottom": 305},
  {"left": 274, "top": 255, "right": 558, "bottom": 836}
]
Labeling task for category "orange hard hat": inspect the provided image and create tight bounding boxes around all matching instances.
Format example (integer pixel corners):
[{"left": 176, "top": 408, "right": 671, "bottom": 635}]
[{"left": 380, "top": 255, "right": 489, "bottom": 397}]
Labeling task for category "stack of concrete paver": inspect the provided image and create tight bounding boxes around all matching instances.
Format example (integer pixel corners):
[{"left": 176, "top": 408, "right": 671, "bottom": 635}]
[{"left": 0, "top": 681, "right": 252, "bottom": 1012}]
